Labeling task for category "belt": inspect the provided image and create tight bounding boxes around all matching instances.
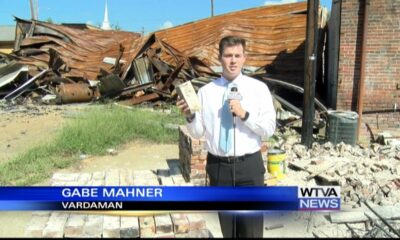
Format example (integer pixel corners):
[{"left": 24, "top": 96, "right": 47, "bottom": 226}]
[{"left": 208, "top": 151, "right": 259, "bottom": 164}]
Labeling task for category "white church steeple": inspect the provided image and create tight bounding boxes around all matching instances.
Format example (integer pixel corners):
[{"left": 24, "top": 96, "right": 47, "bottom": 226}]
[{"left": 101, "top": 0, "right": 112, "bottom": 30}]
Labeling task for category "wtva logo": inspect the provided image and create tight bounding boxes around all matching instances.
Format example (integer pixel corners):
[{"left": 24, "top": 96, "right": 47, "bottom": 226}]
[{"left": 298, "top": 186, "right": 341, "bottom": 211}]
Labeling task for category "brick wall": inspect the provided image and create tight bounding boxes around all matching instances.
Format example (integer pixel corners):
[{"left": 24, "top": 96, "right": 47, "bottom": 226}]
[
  {"left": 337, "top": 0, "right": 400, "bottom": 129},
  {"left": 361, "top": 112, "right": 400, "bottom": 131}
]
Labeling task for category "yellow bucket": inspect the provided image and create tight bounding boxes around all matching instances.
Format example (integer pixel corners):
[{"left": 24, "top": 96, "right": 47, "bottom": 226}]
[{"left": 267, "top": 149, "right": 286, "bottom": 179}]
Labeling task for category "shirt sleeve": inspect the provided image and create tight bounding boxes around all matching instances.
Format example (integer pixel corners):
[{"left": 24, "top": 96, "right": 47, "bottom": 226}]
[
  {"left": 243, "top": 83, "right": 276, "bottom": 139},
  {"left": 187, "top": 88, "right": 205, "bottom": 139}
]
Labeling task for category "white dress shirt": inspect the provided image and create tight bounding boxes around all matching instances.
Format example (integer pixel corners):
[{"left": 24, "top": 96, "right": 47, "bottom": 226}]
[{"left": 187, "top": 73, "right": 276, "bottom": 157}]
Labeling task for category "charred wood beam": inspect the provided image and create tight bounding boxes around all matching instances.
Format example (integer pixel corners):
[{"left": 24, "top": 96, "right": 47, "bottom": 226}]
[
  {"left": 147, "top": 48, "right": 171, "bottom": 75},
  {"left": 48, "top": 49, "right": 66, "bottom": 75},
  {"left": 157, "top": 39, "right": 184, "bottom": 64},
  {"left": 302, "top": 0, "right": 319, "bottom": 147},
  {"left": 118, "top": 82, "right": 153, "bottom": 97},
  {"left": 150, "top": 87, "right": 171, "bottom": 98},
  {"left": 112, "top": 44, "right": 124, "bottom": 75},
  {"left": 121, "top": 92, "right": 160, "bottom": 105},
  {"left": 160, "top": 61, "right": 184, "bottom": 91},
  {"left": 189, "top": 57, "right": 219, "bottom": 77},
  {"left": 134, "top": 34, "right": 156, "bottom": 60}
]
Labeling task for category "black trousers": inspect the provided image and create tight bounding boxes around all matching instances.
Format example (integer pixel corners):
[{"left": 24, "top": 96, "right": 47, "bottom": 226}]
[{"left": 206, "top": 151, "right": 265, "bottom": 238}]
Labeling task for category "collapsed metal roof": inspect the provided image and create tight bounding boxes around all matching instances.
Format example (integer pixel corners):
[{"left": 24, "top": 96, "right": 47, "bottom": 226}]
[
  {"left": 13, "top": 17, "right": 142, "bottom": 80},
  {"left": 155, "top": 2, "right": 307, "bottom": 81},
  {"left": 1, "top": 2, "right": 312, "bottom": 107}
]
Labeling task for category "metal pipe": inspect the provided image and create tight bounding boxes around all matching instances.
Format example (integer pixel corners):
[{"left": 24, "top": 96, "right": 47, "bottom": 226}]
[
  {"left": 356, "top": 0, "right": 369, "bottom": 142},
  {"left": 56, "top": 83, "right": 94, "bottom": 104},
  {"left": 263, "top": 77, "right": 328, "bottom": 113}
]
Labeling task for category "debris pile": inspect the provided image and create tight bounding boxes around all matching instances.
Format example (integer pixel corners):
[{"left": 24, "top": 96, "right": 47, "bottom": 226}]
[
  {"left": 271, "top": 127, "right": 400, "bottom": 209},
  {"left": 177, "top": 123, "right": 400, "bottom": 237},
  {"left": 1, "top": 17, "right": 219, "bottom": 106},
  {"left": 0, "top": 2, "right": 318, "bottom": 107}
]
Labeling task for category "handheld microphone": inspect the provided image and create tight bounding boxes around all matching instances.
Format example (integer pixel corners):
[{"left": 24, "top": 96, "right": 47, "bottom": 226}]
[
  {"left": 227, "top": 84, "right": 242, "bottom": 117},
  {"left": 227, "top": 84, "right": 242, "bottom": 100}
]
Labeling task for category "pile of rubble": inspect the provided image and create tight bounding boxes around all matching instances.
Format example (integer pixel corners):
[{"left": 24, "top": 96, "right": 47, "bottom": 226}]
[
  {"left": 178, "top": 125, "right": 400, "bottom": 237},
  {"left": 178, "top": 123, "right": 400, "bottom": 209},
  {"left": 271, "top": 127, "right": 400, "bottom": 209},
  {"left": 1, "top": 2, "right": 324, "bottom": 110}
]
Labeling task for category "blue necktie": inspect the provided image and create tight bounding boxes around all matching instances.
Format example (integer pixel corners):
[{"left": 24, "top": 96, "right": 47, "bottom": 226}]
[{"left": 219, "top": 83, "right": 234, "bottom": 154}]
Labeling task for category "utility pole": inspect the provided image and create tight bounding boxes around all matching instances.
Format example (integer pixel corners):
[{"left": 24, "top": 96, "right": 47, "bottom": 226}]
[
  {"left": 29, "top": 0, "right": 38, "bottom": 20},
  {"left": 211, "top": 0, "right": 214, "bottom": 17},
  {"left": 301, "top": 0, "right": 319, "bottom": 148}
]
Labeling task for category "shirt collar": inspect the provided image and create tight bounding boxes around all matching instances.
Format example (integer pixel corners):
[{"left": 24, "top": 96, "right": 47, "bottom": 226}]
[{"left": 220, "top": 73, "right": 243, "bottom": 86}]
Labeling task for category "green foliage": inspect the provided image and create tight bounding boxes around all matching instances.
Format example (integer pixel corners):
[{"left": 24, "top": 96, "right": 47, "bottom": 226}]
[
  {"left": 0, "top": 105, "right": 185, "bottom": 186},
  {"left": 46, "top": 17, "right": 54, "bottom": 24},
  {"left": 111, "top": 23, "right": 122, "bottom": 30}
]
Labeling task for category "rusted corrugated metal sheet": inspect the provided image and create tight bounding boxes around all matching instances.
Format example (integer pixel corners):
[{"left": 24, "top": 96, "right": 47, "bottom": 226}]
[
  {"left": 13, "top": 17, "right": 142, "bottom": 80},
  {"left": 155, "top": 2, "right": 307, "bottom": 82},
  {"left": 2, "top": 2, "right": 316, "bottom": 105}
]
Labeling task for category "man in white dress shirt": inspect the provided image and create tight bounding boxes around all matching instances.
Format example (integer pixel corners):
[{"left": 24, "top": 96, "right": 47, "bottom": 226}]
[{"left": 177, "top": 35, "right": 276, "bottom": 238}]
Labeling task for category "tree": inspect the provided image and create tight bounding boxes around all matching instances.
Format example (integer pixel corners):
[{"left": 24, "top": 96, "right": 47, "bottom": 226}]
[
  {"left": 112, "top": 23, "right": 122, "bottom": 31},
  {"left": 46, "top": 17, "right": 54, "bottom": 24}
]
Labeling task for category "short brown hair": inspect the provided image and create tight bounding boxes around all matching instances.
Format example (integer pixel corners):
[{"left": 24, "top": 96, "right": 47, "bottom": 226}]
[{"left": 218, "top": 36, "right": 246, "bottom": 56}]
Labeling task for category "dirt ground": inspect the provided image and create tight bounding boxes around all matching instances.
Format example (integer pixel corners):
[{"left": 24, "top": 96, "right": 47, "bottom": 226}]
[{"left": 0, "top": 106, "right": 65, "bottom": 164}]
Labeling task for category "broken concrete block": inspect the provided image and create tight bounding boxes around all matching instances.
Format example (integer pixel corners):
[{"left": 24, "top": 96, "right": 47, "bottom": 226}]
[
  {"left": 292, "top": 144, "right": 309, "bottom": 158},
  {"left": 171, "top": 213, "right": 190, "bottom": 234},
  {"left": 105, "top": 169, "right": 120, "bottom": 186},
  {"left": 83, "top": 215, "right": 103, "bottom": 238},
  {"left": 120, "top": 216, "right": 139, "bottom": 238},
  {"left": 186, "top": 213, "right": 206, "bottom": 231},
  {"left": 25, "top": 215, "right": 50, "bottom": 237},
  {"left": 64, "top": 214, "right": 86, "bottom": 238},
  {"left": 154, "top": 214, "right": 173, "bottom": 234},
  {"left": 119, "top": 169, "right": 133, "bottom": 186},
  {"left": 102, "top": 215, "right": 120, "bottom": 238},
  {"left": 42, "top": 212, "right": 69, "bottom": 238},
  {"left": 139, "top": 216, "right": 156, "bottom": 237},
  {"left": 330, "top": 211, "right": 368, "bottom": 223}
]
